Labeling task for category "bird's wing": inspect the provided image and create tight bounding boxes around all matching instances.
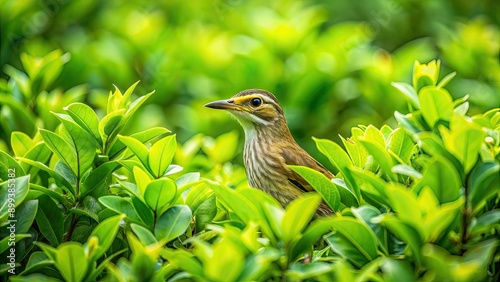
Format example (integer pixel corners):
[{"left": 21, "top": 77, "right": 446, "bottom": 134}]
[{"left": 279, "top": 141, "right": 334, "bottom": 193}]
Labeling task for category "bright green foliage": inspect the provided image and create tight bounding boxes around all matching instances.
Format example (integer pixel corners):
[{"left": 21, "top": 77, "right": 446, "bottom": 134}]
[{"left": 0, "top": 55, "right": 499, "bottom": 281}]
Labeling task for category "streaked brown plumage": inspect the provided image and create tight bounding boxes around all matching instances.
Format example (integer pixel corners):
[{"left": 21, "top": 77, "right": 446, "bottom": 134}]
[{"left": 205, "top": 89, "right": 333, "bottom": 216}]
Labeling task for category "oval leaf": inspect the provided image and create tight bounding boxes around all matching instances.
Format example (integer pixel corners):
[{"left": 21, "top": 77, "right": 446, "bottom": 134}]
[
  {"left": 289, "top": 166, "right": 340, "bottom": 211},
  {"left": 154, "top": 205, "right": 192, "bottom": 242}
]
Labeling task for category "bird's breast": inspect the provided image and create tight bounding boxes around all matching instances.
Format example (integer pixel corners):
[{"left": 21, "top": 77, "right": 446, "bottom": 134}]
[{"left": 243, "top": 135, "right": 301, "bottom": 206}]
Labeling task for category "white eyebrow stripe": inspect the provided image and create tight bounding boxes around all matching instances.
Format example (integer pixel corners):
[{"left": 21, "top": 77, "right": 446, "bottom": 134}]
[{"left": 260, "top": 95, "right": 277, "bottom": 104}]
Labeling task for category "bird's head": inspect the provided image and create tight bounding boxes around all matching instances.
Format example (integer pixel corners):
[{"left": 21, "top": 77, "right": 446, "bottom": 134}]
[{"left": 205, "top": 89, "right": 287, "bottom": 132}]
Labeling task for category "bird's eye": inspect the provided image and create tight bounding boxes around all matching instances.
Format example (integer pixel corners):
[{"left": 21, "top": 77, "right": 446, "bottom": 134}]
[{"left": 250, "top": 98, "right": 262, "bottom": 107}]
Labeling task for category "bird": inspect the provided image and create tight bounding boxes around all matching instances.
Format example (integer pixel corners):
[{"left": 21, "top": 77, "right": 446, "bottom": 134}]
[{"left": 204, "top": 89, "right": 334, "bottom": 216}]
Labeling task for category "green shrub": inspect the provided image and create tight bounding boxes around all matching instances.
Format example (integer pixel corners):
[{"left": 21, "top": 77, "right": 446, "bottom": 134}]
[{"left": 0, "top": 54, "right": 498, "bottom": 281}]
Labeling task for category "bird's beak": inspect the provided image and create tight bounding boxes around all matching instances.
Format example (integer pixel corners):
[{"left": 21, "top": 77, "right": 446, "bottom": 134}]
[{"left": 204, "top": 99, "right": 243, "bottom": 111}]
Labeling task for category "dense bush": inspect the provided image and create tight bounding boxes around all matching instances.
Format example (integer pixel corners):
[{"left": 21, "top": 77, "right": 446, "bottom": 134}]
[{"left": 0, "top": 49, "right": 498, "bottom": 281}]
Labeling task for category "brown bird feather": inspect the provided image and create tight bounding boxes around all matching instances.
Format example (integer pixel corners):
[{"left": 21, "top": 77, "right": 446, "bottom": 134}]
[{"left": 205, "top": 89, "right": 333, "bottom": 216}]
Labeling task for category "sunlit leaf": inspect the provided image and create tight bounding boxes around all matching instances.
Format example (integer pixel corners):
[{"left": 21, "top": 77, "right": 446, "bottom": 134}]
[
  {"left": 144, "top": 178, "right": 177, "bottom": 211},
  {"left": 154, "top": 205, "right": 192, "bottom": 242},
  {"left": 289, "top": 166, "right": 340, "bottom": 211},
  {"left": 55, "top": 242, "right": 88, "bottom": 282},
  {"left": 419, "top": 86, "right": 454, "bottom": 127},
  {"left": 149, "top": 135, "right": 176, "bottom": 178},
  {"left": 65, "top": 102, "right": 101, "bottom": 146},
  {"left": 281, "top": 193, "right": 321, "bottom": 244}
]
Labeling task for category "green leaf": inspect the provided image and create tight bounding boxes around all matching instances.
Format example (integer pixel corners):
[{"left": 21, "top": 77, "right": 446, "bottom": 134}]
[
  {"left": 69, "top": 206, "right": 99, "bottom": 223},
  {"left": 154, "top": 205, "right": 192, "bottom": 242},
  {"left": 86, "top": 249, "right": 127, "bottom": 282},
  {"left": 0, "top": 94, "right": 37, "bottom": 135},
  {"left": 436, "top": 71, "right": 456, "bottom": 88},
  {"left": 131, "top": 195, "right": 154, "bottom": 228},
  {"left": 133, "top": 166, "right": 152, "bottom": 197},
  {"left": 287, "top": 261, "right": 334, "bottom": 281},
  {"left": 412, "top": 157, "right": 461, "bottom": 204},
  {"left": 0, "top": 234, "right": 31, "bottom": 255},
  {"left": 35, "top": 196, "right": 64, "bottom": 246},
  {"left": 388, "top": 128, "right": 415, "bottom": 163},
  {"left": 415, "top": 132, "right": 463, "bottom": 174},
  {"left": 56, "top": 114, "right": 97, "bottom": 176},
  {"left": 205, "top": 239, "right": 244, "bottom": 282},
  {"left": 331, "top": 177, "right": 360, "bottom": 207},
  {"left": 391, "top": 81, "right": 420, "bottom": 109},
  {"left": 144, "top": 178, "right": 177, "bottom": 211},
  {"left": 423, "top": 197, "right": 463, "bottom": 242},
  {"left": 100, "top": 109, "right": 125, "bottom": 137},
  {"left": 107, "top": 85, "right": 123, "bottom": 113},
  {"left": 108, "top": 127, "right": 170, "bottom": 160},
  {"left": 422, "top": 239, "right": 498, "bottom": 282},
  {"left": 289, "top": 166, "right": 340, "bottom": 211},
  {"left": 81, "top": 161, "right": 121, "bottom": 197},
  {"left": 440, "top": 120, "right": 485, "bottom": 173},
  {"left": 358, "top": 139, "right": 397, "bottom": 181},
  {"left": 64, "top": 103, "right": 101, "bottom": 146},
  {"left": 131, "top": 223, "right": 158, "bottom": 245},
  {"left": 19, "top": 252, "right": 53, "bottom": 276},
  {"left": 314, "top": 137, "right": 352, "bottom": 172},
  {"left": 87, "top": 214, "right": 124, "bottom": 260},
  {"left": 55, "top": 242, "right": 88, "bottom": 282},
  {"left": 454, "top": 101, "right": 469, "bottom": 116},
  {"left": 13, "top": 199, "right": 38, "bottom": 234},
  {"left": 54, "top": 160, "right": 76, "bottom": 187},
  {"left": 161, "top": 249, "right": 203, "bottom": 277},
  {"left": 392, "top": 164, "right": 422, "bottom": 179},
  {"left": 30, "top": 183, "right": 70, "bottom": 209},
  {"left": 394, "top": 111, "right": 422, "bottom": 135},
  {"left": 340, "top": 135, "right": 368, "bottom": 168},
  {"left": 11, "top": 131, "right": 34, "bottom": 157},
  {"left": 185, "top": 183, "right": 214, "bottom": 212},
  {"left": 380, "top": 258, "right": 416, "bottom": 282},
  {"left": 325, "top": 217, "right": 379, "bottom": 267},
  {"left": 238, "top": 249, "right": 280, "bottom": 281},
  {"left": 471, "top": 209, "right": 500, "bottom": 236},
  {"left": 469, "top": 162, "right": 500, "bottom": 214},
  {"left": 290, "top": 217, "right": 341, "bottom": 261},
  {"left": 125, "top": 90, "right": 155, "bottom": 117},
  {"left": 419, "top": 87, "right": 454, "bottom": 127},
  {"left": 350, "top": 167, "right": 390, "bottom": 205},
  {"left": 364, "top": 125, "right": 386, "bottom": 147},
  {"left": 0, "top": 175, "right": 30, "bottom": 218},
  {"left": 0, "top": 150, "right": 26, "bottom": 179},
  {"left": 148, "top": 135, "right": 177, "bottom": 178},
  {"left": 210, "top": 183, "right": 259, "bottom": 224},
  {"left": 3, "top": 64, "right": 31, "bottom": 99},
  {"left": 22, "top": 143, "right": 52, "bottom": 174},
  {"left": 118, "top": 135, "right": 149, "bottom": 169},
  {"left": 385, "top": 184, "right": 424, "bottom": 232},
  {"left": 36, "top": 242, "right": 58, "bottom": 261},
  {"left": 39, "top": 129, "right": 77, "bottom": 175},
  {"left": 351, "top": 206, "right": 387, "bottom": 254},
  {"left": 176, "top": 172, "right": 201, "bottom": 190},
  {"left": 98, "top": 196, "right": 142, "bottom": 222},
  {"left": 375, "top": 214, "right": 423, "bottom": 266},
  {"left": 281, "top": 193, "right": 322, "bottom": 244},
  {"left": 194, "top": 196, "right": 217, "bottom": 231},
  {"left": 18, "top": 158, "right": 75, "bottom": 195},
  {"left": 119, "top": 81, "right": 140, "bottom": 108},
  {"left": 413, "top": 60, "right": 440, "bottom": 89}
]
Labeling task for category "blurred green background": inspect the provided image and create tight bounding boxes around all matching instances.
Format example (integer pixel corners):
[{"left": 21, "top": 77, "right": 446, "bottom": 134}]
[{"left": 1, "top": 0, "right": 499, "bottom": 167}]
